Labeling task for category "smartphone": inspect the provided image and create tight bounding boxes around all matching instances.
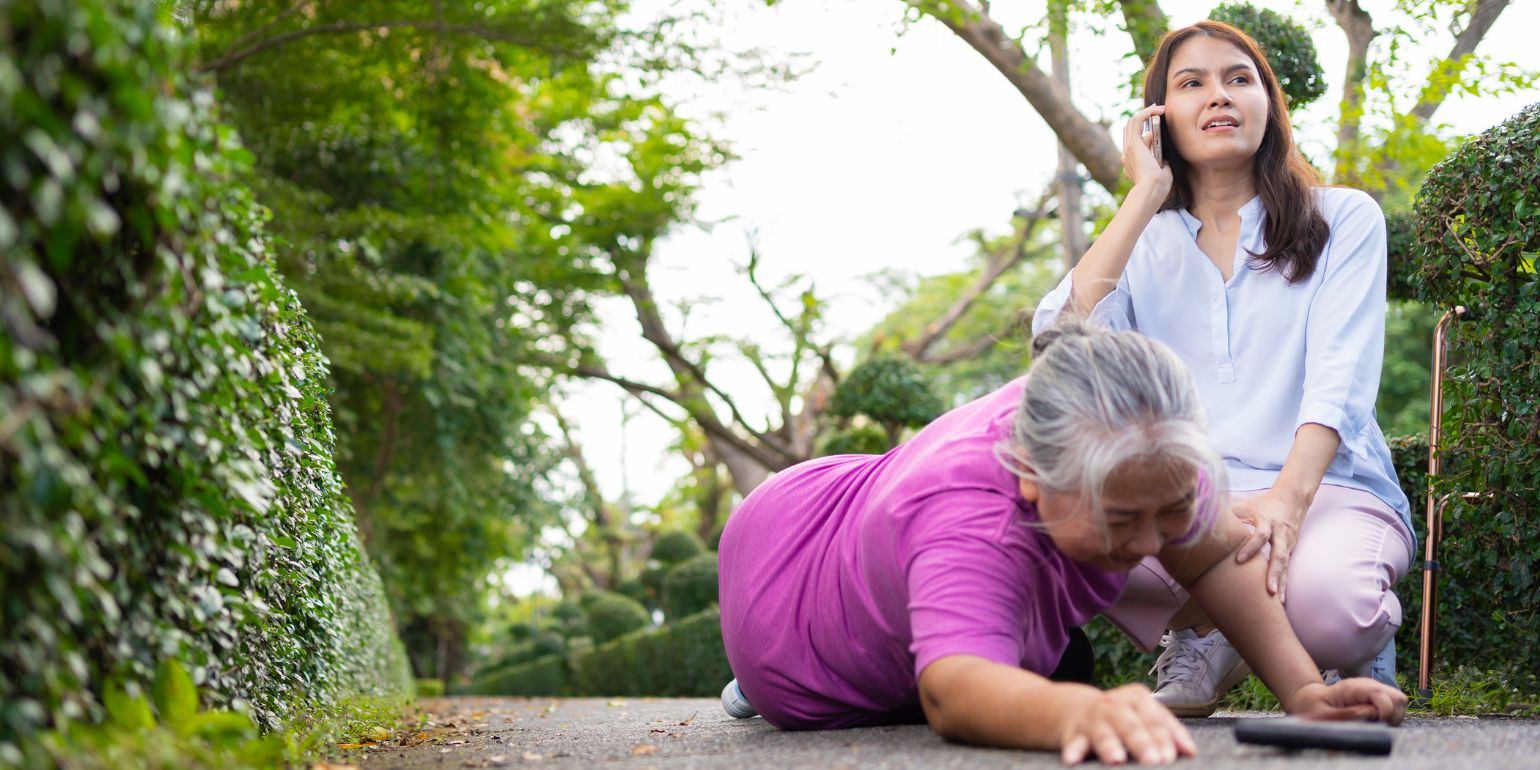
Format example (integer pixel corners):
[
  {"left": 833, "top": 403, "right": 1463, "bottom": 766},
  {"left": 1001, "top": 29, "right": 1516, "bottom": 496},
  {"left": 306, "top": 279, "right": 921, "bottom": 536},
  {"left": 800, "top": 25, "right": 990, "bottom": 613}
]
[{"left": 1146, "top": 114, "right": 1164, "bottom": 167}]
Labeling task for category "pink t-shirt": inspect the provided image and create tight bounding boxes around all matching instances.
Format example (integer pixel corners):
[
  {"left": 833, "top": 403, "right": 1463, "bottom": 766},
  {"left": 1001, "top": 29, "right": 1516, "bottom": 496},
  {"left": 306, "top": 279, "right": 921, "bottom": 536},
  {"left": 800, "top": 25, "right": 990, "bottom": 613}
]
[{"left": 717, "top": 376, "right": 1216, "bottom": 730}]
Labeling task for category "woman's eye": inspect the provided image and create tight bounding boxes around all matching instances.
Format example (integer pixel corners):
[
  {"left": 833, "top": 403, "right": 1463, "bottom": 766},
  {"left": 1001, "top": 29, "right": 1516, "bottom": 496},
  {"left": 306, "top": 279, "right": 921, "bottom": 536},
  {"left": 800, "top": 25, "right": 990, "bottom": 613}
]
[{"left": 1231, "top": 76, "right": 1250, "bottom": 84}]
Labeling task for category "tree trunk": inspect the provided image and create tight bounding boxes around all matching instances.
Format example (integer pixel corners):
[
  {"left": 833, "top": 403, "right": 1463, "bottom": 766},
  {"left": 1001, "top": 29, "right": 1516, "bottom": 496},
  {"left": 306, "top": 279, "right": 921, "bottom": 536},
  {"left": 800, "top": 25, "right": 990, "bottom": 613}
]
[
  {"left": 1050, "top": 2, "right": 1089, "bottom": 270},
  {"left": 1327, "top": 0, "right": 1376, "bottom": 186},
  {"left": 924, "top": 0, "right": 1123, "bottom": 193}
]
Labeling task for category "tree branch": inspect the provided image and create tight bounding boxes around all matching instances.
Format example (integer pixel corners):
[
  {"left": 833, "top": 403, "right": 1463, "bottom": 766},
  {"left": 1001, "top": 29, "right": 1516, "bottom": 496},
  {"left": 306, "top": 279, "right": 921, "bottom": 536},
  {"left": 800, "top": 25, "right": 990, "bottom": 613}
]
[
  {"left": 1411, "top": 0, "right": 1512, "bottom": 122},
  {"left": 554, "top": 356, "right": 795, "bottom": 473},
  {"left": 1118, "top": 0, "right": 1169, "bottom": 64},
  {"left": 905, "top": 186, "right": 1054, "bottom": 361},
  {"left": 914, "top": 0, "right": 1123, "bottom": 192},
  {"left": 1327, "top": 0, "right": 1377, "bottom": 186},
  {"left": 613, "top": 256, "right": 791, "bottom": 457}
]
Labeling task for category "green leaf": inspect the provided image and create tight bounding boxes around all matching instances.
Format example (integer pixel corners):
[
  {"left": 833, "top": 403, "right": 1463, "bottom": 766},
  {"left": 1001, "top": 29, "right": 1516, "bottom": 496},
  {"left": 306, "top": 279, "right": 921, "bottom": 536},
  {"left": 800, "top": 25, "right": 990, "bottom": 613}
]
[
  {"left": 152, "top": 659, "right": 199, "bottom": 731},
  {"left": 185, "top": 710, "right": 258, "bottom": 742},
  {"left": 102, "top": 683, "right": 157, "bottom": 731}
]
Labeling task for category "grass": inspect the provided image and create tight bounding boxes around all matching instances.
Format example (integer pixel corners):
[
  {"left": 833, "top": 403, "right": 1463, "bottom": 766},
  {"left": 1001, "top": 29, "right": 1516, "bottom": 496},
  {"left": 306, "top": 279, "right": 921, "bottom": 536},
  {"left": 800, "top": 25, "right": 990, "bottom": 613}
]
[{"left": 1411, "top": 665, "right": 1540, "bottom": 717}]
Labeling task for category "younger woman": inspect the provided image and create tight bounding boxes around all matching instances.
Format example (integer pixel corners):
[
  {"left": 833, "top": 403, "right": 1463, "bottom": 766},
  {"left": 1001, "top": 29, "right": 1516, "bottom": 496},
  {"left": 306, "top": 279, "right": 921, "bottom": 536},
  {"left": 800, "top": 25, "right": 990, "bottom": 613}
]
[
  {"left": 1033, "top": 21, "right": 1414, "bottom": 715},
  {"left": 717, "top": 325, "right": 1405, "bottom": 765}
]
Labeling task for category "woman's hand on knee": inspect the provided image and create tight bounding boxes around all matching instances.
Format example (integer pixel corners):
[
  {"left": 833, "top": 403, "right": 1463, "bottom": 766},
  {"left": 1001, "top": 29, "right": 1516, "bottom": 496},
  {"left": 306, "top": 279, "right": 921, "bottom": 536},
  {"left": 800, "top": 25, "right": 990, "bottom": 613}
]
[
  {"left": 1231, "top": 491, "right": 1306, "bottom": 601},
  {"left": 1059, "top": 683, "right": 1196, "bottom": 766},
  {"left": 1283, "top": 681, "right": 1408, "bottom": 726}
]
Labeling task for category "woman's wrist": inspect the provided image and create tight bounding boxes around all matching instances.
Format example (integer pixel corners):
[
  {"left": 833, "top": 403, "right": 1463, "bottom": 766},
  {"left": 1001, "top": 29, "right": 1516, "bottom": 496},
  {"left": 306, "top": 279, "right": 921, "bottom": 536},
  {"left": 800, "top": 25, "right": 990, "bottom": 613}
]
[{"left": 1126, "top": 182, "right": 1168, "bottom": 211}]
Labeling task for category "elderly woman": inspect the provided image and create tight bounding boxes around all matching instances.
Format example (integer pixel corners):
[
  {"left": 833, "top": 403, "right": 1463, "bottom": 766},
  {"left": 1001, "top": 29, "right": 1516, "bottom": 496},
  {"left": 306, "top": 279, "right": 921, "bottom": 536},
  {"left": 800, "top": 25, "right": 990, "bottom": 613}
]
[{"left": 716, "top": 324, "right": 1405, "bottom": 766}]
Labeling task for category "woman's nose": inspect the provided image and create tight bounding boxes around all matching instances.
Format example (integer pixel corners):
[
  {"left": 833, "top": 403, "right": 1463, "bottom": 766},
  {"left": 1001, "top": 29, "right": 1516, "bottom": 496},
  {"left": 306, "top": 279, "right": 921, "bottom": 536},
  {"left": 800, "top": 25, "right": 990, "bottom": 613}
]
[
  {"left": 1209, "top": 87, "right": 1233, "bottom": 109},
  {"left": 1129, "top": 523, "right": 1164, "bottom": 557}
]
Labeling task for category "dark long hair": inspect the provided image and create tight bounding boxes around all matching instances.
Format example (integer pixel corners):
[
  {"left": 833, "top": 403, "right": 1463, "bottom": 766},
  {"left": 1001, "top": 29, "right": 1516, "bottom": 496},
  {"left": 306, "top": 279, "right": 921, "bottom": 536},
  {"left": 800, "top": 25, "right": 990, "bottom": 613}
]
[{"left": 1143, "top": 20, "right": 1328, "bottom": 284}]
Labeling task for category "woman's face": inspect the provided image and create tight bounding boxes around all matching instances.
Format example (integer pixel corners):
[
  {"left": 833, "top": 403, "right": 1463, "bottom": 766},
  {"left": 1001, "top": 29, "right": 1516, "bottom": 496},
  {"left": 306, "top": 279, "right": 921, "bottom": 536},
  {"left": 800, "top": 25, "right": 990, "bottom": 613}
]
[
  {"left": 1161, "top": 35, "right": 1269, "bottom": 171},
  {"left": 1020, "top": 462, "right": 1198, "bottom": 571}
]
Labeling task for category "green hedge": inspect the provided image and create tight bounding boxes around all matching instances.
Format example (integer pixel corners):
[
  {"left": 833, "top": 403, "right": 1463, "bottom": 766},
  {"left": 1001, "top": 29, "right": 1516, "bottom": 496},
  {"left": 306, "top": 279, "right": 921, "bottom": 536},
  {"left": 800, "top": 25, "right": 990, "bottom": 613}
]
[
  {"left": 467, "top": 609, "right": 730, "bottom": 697},
  {"left": 1409, "top": 102, "right": 1540, "bottom": 682},
  {"left": 662, "top": 552, "right": 719, "bottom": 622},
  {"left": 0, "top": 0, "right": 409, "bottom": 752},
  {"left": 463, "top": 654, "right": 571, "bottom": 697},
  {"left": 571, "top": 609, "right": 732, "bottom": 697},
  {"left": 584, "top": 592, "right": 650, "bottom": 644}
]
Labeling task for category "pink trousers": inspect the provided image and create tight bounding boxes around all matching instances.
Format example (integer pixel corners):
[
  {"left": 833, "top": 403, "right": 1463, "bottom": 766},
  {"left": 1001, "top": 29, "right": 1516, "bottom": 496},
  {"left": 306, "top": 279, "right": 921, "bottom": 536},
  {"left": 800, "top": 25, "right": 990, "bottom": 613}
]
[{"left": 1104, "top": 484, "right": 1416, "bottom": 673}]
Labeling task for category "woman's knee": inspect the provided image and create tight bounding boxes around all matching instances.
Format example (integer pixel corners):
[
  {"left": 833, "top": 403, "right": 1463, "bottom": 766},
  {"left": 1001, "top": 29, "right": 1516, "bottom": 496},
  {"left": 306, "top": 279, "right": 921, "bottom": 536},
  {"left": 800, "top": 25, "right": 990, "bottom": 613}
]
[{"left": 1283, "top": 571, "right": 1401, "bottom": 669}]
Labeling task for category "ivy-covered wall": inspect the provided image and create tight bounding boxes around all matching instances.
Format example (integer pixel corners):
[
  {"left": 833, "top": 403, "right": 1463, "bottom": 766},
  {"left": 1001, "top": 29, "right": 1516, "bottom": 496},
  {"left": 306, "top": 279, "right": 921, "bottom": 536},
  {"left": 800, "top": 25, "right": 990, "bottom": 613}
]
[{"left": 0, "top": 0, "right": 409, "bottom": 752}]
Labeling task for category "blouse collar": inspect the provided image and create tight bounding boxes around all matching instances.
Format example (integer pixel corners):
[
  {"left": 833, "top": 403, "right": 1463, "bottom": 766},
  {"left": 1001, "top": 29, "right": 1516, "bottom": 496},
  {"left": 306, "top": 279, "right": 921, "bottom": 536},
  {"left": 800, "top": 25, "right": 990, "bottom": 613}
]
[{"left": 1178, "top": 195, "right": 1264, "bottom": 239}]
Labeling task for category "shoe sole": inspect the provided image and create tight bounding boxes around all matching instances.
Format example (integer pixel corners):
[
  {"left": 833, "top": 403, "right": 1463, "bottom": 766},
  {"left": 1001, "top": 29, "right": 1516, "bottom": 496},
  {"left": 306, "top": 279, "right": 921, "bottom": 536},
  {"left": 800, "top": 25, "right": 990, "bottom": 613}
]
[{"left": 1159, "top": 660, "right": 1253, "bottom": 718}]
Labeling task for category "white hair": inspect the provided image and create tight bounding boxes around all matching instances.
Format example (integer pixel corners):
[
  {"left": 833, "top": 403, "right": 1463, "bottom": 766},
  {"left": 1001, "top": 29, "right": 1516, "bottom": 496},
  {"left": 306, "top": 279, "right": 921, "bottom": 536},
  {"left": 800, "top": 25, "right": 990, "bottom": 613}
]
[{"left": 996, "top": 323, "right": 1226, "bottom": 531}]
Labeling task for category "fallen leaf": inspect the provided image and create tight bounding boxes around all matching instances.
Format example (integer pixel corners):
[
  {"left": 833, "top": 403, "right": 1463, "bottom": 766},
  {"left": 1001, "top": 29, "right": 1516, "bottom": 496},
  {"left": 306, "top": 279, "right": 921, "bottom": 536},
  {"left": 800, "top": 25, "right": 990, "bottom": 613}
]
[
  {"left": 631, "top": 744, "right": 658, "bottom": 756},
  {"left": 311, "top": 765, "right": 360, "bottom": 770},
  {"left": 677, "top": 711, "right": 697, "bottom": 726},
  {"left": 335, "top": 743, "right": 364, "bottom": 750},
  {"left": 607, "top": 699, "right": 626, "bottom": 708},
  {"left": 367, "top": 726, "right": 392, "bottom": 742},
  {"left": 446, "top": 739, "right": 467, "bottom": 746},
  {"left": 521, "top": 751, "right": 543, "bottom": 761}
]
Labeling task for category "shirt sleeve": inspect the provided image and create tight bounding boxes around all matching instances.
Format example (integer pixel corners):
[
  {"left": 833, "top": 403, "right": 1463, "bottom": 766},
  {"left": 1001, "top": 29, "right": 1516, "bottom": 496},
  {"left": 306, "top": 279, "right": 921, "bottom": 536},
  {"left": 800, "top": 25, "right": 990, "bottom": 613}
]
[
  {"left": 904, "top": 495, "right": 1031, "bottom": 679},
  {"left": 1297, "top": 190, "right": 1388, "bottom": 462},
  {"left": 1033, "top": 269, "right": 1137, "bottom": 336}
]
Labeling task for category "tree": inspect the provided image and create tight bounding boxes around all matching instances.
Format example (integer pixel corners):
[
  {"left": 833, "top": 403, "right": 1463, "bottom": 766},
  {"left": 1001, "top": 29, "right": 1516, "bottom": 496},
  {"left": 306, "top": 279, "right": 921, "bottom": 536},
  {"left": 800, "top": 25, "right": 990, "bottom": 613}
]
[{"left": 181, "top": 0, "right": 716, "bottom": 681}]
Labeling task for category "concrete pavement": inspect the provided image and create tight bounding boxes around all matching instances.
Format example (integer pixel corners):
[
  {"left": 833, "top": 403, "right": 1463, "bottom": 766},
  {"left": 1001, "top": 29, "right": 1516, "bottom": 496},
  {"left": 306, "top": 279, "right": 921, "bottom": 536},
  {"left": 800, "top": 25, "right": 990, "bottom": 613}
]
[{"left": 351, "top": 697, "right": 1540, "bottom": 770}]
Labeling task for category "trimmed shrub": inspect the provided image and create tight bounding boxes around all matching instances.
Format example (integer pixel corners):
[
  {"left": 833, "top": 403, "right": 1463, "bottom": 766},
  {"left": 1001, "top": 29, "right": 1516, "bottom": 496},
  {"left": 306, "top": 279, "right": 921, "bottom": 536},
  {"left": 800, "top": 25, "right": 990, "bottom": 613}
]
[
  {"left": 662, "top": 552, "right": 720, "bottom": 623},
  {"left": 828, "top": 357, "right": 944, "bottom": 445},
  {"left": 549, "top": 600, "right": 589, "bottom": 639},
  {"left": 1410, "top": 102, "right": 1540, "bottom": 680},
  {"left": 463, "top": 654, "right": 570, "bottom": 697},
  {"left": 584, "top": 592, "right": 650, "bottom": 644},
  {"left": 0, "top": 0, "right": 409, "bottom": 750},
  {"left": 570, "top": 609, "right": 732, "bottom": 697},
  {"left": 816, "top": 424, "right": 891, "bottom": 456},
  {"left": 1208, "top": 3, "right": 1326, "bottom": 109},
  {"left": 1384, "top": 210, "right": 1418, "bottom": 303},
  {"left": 650, "top": 530, "right": 706, "bottom": 566},
  {"left": 615, "top": 578, "right": 650, "bottom": 607}
]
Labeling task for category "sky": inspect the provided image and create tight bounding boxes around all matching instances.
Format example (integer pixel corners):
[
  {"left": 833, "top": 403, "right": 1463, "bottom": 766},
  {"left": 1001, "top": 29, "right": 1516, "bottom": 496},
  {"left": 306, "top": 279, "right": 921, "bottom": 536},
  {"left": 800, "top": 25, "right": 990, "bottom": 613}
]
[{"left": 510, "top": 0, "right": 1539, "bottom": 597}]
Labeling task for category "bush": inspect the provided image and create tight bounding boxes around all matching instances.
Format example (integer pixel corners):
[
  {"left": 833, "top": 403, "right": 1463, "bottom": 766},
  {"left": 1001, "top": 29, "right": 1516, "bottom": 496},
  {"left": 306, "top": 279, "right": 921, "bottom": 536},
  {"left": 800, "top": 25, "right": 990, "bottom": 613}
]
[
  {"left": 549, "top": 600, "right": 589, "bottom": 639},
  {"left": 570, "top": 609, "right": 733, "bottom": 697},
  {"left": 584, "top": 592, "right": 651, "bottom": 644},
  {"left": 0, "top": 0, "right": 408, "bottom": 751},
  {"left": 1384, "top": 210, "right": 1418, "bottom": 302},
  {"left": 462, "top": 654, "right": 570, "bottom": 697},
  {"left": 816, "top": 424, "right": 891, "bottom": 456},
  {"left": 614, "top": 578, "right": 650, "bottom": 607},
  {"left": 1207, "top": 3, "right": 1326, "bottom": 109},
  {"left": 828, "top": 357, "right": 944, "bottom": 444},
  {"left": 650, "top": 530, "right": 706, "bottom": 566},
  {"left": 662, "top": 553, "right": 720, "bottom": 622},
  {"left": 1410, "top": 102, "right": 1540, "bottom": 679}
]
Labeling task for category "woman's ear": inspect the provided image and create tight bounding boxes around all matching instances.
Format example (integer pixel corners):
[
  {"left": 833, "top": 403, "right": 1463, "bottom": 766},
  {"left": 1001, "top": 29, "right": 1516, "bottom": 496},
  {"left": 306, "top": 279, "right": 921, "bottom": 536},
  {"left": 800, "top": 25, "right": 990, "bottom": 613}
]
[{"left": 1018, "top": 476, "right": 1042, "bottom": 504}]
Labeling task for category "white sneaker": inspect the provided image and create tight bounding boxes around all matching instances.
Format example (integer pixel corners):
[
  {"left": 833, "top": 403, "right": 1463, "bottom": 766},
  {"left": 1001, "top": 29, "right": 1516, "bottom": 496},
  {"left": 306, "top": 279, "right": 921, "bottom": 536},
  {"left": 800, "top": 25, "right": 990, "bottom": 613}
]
[
  {"left": 721, "top": 679, "right": 758, "bottom": 719},
  {"left": 1150, "top": 629, "right": 1252, "bottom": 717}
]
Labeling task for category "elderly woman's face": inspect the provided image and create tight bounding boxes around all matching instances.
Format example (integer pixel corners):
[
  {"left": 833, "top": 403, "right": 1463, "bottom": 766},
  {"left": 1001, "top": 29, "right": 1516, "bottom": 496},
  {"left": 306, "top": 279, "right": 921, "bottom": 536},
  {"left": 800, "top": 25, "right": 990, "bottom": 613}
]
[{"left": 1019, "top": 462, "right": 1198, "bottom": 571}]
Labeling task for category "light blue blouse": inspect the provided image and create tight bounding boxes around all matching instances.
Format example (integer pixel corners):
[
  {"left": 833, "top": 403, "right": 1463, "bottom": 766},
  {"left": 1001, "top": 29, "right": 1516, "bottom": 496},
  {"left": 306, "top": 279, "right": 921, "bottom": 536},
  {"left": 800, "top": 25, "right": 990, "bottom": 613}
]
[{"left": 1034, "top": 187, "right": 1411, "bottom": 532}]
